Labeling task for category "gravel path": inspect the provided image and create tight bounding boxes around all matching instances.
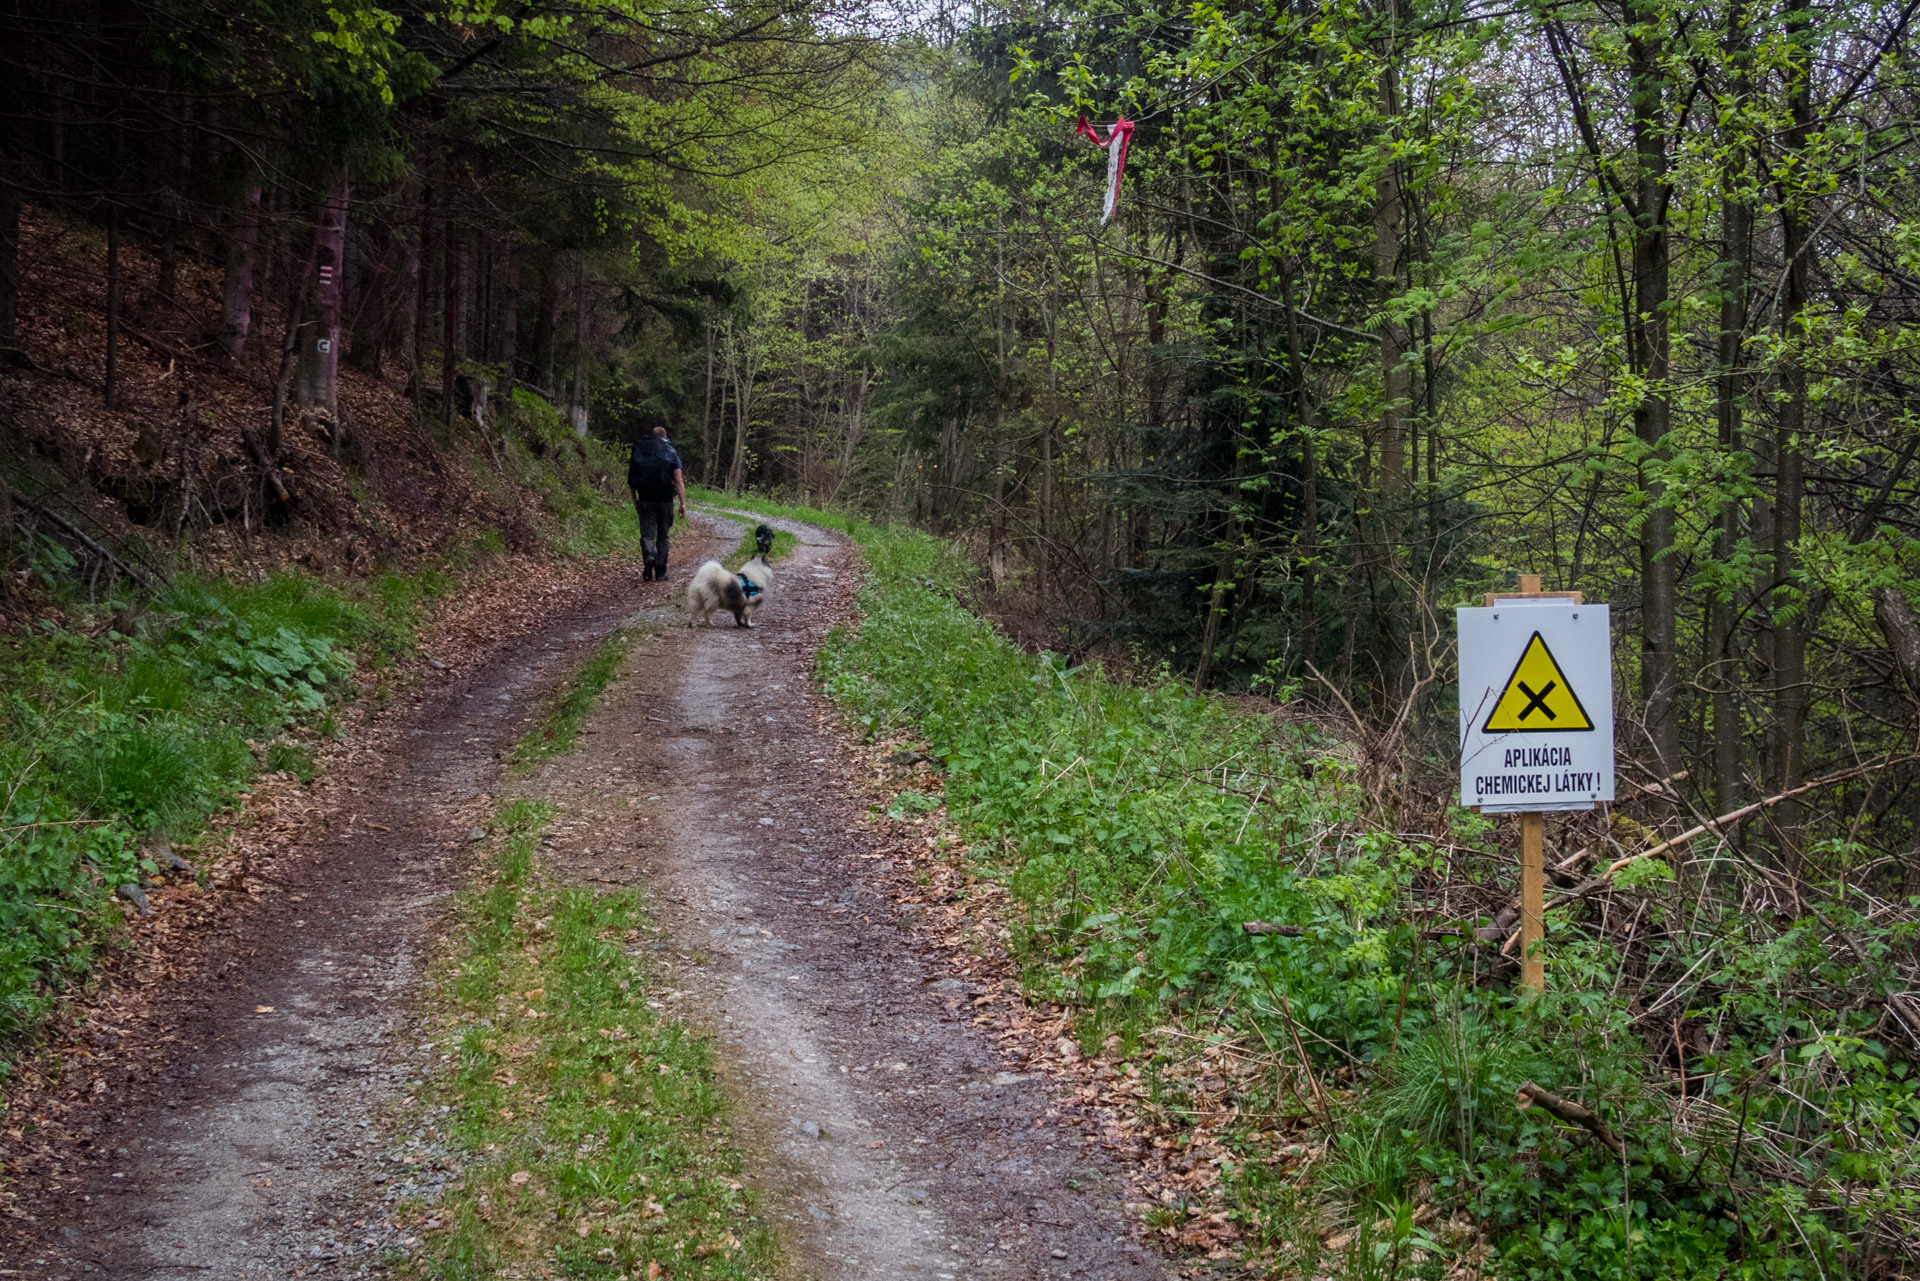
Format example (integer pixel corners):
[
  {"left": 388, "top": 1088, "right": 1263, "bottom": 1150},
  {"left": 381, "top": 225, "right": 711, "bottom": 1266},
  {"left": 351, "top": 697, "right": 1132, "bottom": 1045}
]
[{"left": 1, "top": 512, "right": 1170, "bottom": 1281}]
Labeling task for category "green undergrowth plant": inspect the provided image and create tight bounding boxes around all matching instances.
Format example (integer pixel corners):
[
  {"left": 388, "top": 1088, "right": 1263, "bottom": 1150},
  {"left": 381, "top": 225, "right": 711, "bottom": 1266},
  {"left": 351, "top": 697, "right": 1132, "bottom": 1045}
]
[
  {"left": 0, "top": 570, "right": 426, "bottom": 1044},
  {"left": 497, "top": 390, "right": 639, "bottom": 560},
  {"left": 813, "top": 520, "right": 1909, "bottom": 1280},
  {"left": 404, "top": 799, "right": 776, "bottom": 1280}
]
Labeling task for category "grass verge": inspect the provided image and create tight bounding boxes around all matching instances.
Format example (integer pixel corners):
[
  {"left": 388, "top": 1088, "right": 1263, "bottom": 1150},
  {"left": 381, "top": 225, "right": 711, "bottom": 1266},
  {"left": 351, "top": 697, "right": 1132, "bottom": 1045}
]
[
  {"left": 404, "top": 647, "right": 777, "bottom": 1281},
  {"left": 684, "top": 487, "right": 865, "bottom": 542},
  {"left": 512, "top": 627, "right": 650, "bottom": 771},
  {"left": 0, "top": 569, "right": 441, "bottom": 1044}
]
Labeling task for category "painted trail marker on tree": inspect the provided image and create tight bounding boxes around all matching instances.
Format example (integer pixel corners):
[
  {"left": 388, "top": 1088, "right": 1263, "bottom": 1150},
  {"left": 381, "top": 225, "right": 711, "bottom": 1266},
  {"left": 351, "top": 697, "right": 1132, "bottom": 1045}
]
[{"left": 1458, "top": 576, "right": 1614, "bottom": 990}]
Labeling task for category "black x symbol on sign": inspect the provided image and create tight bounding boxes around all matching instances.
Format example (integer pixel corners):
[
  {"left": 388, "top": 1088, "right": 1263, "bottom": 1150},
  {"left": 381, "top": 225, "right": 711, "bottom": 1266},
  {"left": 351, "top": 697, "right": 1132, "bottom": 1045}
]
[{"left": 1517, "top": 680, "right": 1557, "bottom": 722}]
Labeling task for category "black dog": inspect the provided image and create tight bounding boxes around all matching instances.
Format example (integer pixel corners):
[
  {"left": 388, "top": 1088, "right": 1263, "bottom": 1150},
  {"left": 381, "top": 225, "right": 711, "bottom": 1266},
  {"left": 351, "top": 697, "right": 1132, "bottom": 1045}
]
[{"left": 754, "top": 523, "right": 775, "bottom": 559}]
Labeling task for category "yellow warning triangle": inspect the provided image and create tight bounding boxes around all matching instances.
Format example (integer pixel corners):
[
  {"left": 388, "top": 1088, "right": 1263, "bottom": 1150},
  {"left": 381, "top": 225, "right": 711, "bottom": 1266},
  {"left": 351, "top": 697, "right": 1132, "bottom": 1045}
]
[{"left": 1482, "top": 632, "right": 1594, "bottom": 732}]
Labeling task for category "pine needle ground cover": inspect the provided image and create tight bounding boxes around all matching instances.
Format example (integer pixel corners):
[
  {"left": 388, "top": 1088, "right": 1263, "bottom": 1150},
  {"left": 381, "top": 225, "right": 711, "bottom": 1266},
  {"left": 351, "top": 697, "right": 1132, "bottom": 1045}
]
[{"left": 814, "top": 520, "right": 1916, "bottom": 1281}]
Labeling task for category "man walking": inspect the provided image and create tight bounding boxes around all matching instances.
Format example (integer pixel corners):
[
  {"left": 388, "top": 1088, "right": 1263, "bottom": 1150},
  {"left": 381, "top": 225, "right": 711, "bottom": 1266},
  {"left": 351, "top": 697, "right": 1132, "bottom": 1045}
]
[{"left": 628, "top": 425, "right": 688, "bottom": 581}]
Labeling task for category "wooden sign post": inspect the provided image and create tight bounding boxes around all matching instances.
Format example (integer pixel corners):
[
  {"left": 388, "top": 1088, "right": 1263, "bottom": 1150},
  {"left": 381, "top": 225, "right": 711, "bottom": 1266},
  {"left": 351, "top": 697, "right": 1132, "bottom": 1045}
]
[
  {"left": 1519, "top": 810, "right": 1544, "bottom": 991},
  {"left": 1459, "top": 575, "right": 1615, "bottom": 992}
]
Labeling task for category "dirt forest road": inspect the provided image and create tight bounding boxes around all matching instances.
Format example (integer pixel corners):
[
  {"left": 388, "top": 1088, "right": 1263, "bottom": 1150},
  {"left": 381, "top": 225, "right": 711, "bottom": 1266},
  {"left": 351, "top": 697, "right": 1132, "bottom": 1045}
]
[{"left": 4, "top": 511, "right": 1171, "bottom": 1281}]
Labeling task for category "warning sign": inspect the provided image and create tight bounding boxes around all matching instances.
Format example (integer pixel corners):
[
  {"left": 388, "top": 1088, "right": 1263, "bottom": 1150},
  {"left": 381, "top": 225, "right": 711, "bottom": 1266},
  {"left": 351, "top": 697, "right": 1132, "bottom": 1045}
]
[
  {"left": 1482, "top": 633, "right": 1594, "bottom": 732},
  {"left": 1458, "top": 600, "right": 1613, "bottom": 813}
]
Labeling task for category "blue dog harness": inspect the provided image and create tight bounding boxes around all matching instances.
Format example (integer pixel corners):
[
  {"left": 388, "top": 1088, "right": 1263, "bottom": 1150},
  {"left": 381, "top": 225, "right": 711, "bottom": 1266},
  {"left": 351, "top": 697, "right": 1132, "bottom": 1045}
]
[{"left": 738, "top": 573, "right": 762, "bottom": 599}]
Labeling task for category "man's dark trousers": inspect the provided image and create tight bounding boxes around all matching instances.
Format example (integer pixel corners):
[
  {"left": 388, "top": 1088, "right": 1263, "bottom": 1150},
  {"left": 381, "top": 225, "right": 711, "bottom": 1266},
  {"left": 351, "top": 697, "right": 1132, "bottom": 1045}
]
[{"left": 635, "top": 498, "right": 674, "bottom": 577}]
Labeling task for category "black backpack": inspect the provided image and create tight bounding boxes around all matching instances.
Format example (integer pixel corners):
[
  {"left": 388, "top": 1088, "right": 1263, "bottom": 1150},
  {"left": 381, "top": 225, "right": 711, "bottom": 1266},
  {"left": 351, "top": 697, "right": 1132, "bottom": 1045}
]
[{"left": 628, "top": 437, "right": 677, "bottom": 500}]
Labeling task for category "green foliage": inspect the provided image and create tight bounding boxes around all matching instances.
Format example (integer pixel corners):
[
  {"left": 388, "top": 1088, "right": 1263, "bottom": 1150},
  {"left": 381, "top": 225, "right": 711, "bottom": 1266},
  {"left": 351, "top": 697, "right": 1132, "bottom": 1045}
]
[
  {"left": 821, "top": 524, "right": 1354, "bottom": 1013},
  {"left": 686, "top": 486, "right": 870, "bottom": 540},
  {"left": 0, "top": 388, "right": 654, "bottom": 1052},
  {"left": 885, "top": 790, "right": 941, "bottom": 820},
  {"left": 509, "top": 388, "right": 577, "bottom": 459},
  {"left": 498, "top": 391, "right": 639, "bottom": 560},
  {"left": 264, "top": 739, "right": 318, "bottom": 783},
  {"left": 0, "top": 784, "right": 122, "bottom": 1038},
  {"left": 1374, "top": 1012, "right": 1540, "bottom": 1155}
]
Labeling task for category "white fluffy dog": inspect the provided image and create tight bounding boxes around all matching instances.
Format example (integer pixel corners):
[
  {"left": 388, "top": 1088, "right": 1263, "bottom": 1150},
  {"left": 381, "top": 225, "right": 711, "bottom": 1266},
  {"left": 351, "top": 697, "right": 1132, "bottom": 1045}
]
[{"left": 686, "top": 556, "right": 774, "bottom": 628}]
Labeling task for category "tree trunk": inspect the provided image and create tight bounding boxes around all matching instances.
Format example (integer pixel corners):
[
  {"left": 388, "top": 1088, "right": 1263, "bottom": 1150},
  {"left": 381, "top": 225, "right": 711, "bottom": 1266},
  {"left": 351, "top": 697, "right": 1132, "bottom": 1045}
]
[
  {"left": 295, "top": 174, "right": 348, "bottom": 431},
  {"left": 1373, "top": 49, "right": 1406, "bottom": 514},
  {"left": 157, "top": 114, "right": 182, "bottom": 305},
  {"left": 1284, "top": 267, "right": 1318, "bottom": 673},
  {"left": 1875, "top": 588, "right": 1920, "bottom": 705},
  {"left": 104, "top": 205, "right": 121, "bottom": 407},
  {"left": 1628, "top": 16, "right": 1680, "bottom": 778},
  {"left": 1038, "top": 419, "right": 1053, "bottom": 599},
  {"left": 1372, "top": 8, "right": 1410, "bottom": 700},
  {"left": 1039, "top": 294, "right": 1057, "bottom": 599},
  {"left": 533, "top": 253, "right": 559, "bottom": 393},
  {"left": 727, "top": 342, "right": 752, "bottom": 491},
  {"left": 700, "top": 319, "right": 717, "bottom": 483},
  {"left": 270, "top": 208, "right": 322, "bottom": 456},
  {"left": 348, "top": 211, "right": 391, "bottom": 375},
  {"left": 829, "top": 364, "right": 869, "bottom": 506},
  {"left": 989, "top": 437, "right": 1008, "bottom": 591},
  {"left": 498, "top": 243, "right": 519, "bottom": 405},
  {"left": 936, "top": 416, "right": 959, "bottom": 532},
  {"left": 888, "top": 450, "right": 909, "bottom": 525},
  {"left": 221, "top": 184, "right": 262, "bottom": 365},
  {"left": 1711, "top": 197, "right": 1750, "bottom": 810},
  {"left": 1424, "top": 309, "right": 1439, "bottom": 542},
  {"left": 1712, "top": 5, "right": 1753, "bottom": 812},
  {"left": 46, "top": 75, "right": 65, "bottom": 192},
  {"left": 411, "top": 178, "right": 432, "bottom": 426},
  {"left": 991, "top": 222, "right": 1008, "bottom": 589},
  {"left": 570, "top": 262, "right": 587, "bottom": 436},
  {"left": 708, "top": 338, "right": 729, "bottom": 488},
  {"left": 476, "top": 237, "right": 492, "bottom": 362},
  {"left": 1194, "top": 547, "right": 1233, "bottom": 694},
  {"left": 0, "top": 173, "right": 18, "bottom": 357},
  {"left": 259, "top": 185, "right": 283, "bottom": 333},
  {"left": 1772, "top": 41, "right": 1813, "bottom": 852},
  {"left": 441, "top": 217, "right": 460, "bottom": 429},
  {"left": 453, "top": 232, "right": 471, "bottom": 364}
]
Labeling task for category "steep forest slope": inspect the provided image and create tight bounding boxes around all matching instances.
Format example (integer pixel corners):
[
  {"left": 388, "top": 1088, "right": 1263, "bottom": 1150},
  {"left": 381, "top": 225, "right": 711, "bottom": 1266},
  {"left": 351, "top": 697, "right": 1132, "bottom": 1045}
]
[{"left": 3, "top": 208, "right": 579, "bottom": 588}]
